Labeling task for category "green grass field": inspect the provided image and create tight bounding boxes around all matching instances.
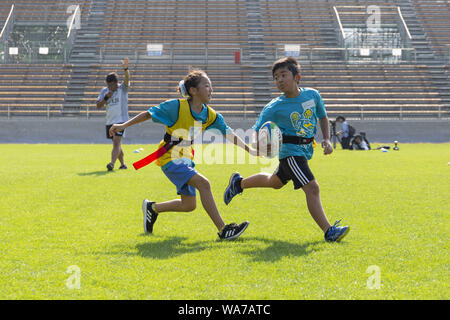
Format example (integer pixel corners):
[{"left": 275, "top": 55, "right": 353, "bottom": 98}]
[{"left": 1, "top": 143, "right": 449, "bottom": 299}]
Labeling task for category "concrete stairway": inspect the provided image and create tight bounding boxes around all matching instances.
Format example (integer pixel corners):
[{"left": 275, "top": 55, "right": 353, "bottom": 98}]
[
  {"left": 246, "top": 0, "right": 272, "bottom": 112},
  {"left": 396, "top": 0, "right": 449, "bottom": 117},
  {"left": 62, "top": 0, "right": 106, "bottom": 114}
]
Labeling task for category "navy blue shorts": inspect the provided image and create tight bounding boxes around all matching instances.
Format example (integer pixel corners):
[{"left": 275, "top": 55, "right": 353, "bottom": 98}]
[
  {"left": 162, "top": 160, "right": 197, "bottom": 196},
  {"left": 274, "top": 156, "right": 315, "bottom": 189}
]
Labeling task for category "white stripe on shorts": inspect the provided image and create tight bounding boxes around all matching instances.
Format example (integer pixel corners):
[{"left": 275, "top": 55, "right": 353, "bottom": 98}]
[{"left": 287, "top": 156, "right": 309, "bottom": 186}]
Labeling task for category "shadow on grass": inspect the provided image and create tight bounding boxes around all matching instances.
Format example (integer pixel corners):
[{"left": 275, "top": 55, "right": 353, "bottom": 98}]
[
  {"left": 100, "top": 235, "right": 324, "bottom": 261},
  {"left": 77, "top": 170, "right": 112, "bottom": 177},
  {"left": 135, "top": 236, "right": 211, "bottom": 259},
  {"left": 133, "top": 236, "right": 323, "bottom": 261},
  {"left": 240, "top": 237, "right": 323, "bottom": 262}
]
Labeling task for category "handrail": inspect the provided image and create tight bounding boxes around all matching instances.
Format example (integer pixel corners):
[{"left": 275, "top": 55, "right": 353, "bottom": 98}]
[
  {"left": 333, "top": 6, "right": 346, "bottom": 43},
  {"left": 0, "top": 4, "right": 15, "bottom": 40},
  {"left": 396, "top": 6, "right": 412, "bottom": 40},
  {"left": 66, "top": 5, "right": 80, "bottom": 39}
]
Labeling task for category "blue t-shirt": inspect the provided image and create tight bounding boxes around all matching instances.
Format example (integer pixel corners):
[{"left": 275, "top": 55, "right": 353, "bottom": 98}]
[
  {"left": 148, "top": 99, "right": 232, "bottom": 169},
  {"left": 253, "top": 88, "right": 327, "bottom": 160},
  {"left": 148, "top": 99, "right": 231, "bottom": 135}
]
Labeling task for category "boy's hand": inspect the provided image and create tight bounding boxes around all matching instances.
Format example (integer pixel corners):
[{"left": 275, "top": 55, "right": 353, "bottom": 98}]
[
  {"left": 105, "top": 90, "right": 113, "bottom": 99},
  {"left": 322, "top": 139, "right": 333, "bottom": 155},
  {"left": 109, "top": 124, "right": 125, "bottom": 137}
]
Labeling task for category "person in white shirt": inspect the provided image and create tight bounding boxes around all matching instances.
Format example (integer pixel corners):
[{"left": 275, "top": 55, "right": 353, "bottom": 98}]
[{"left": 96, "top": 58, "right": 130, "bottom": 171}]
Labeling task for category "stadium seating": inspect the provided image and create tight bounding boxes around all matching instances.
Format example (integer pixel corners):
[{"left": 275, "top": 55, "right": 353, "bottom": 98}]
[
  {"left": 0, "top": 0, "right": 448, "bottom": 119},
  {"left": 412, "top": 0, "right": 450, "bottom": 59},
  {"left": 0, "top": 64, "right": 71, "bottom": 116},
  {"left": 81, "top": 63, "right": 256, "bottom": 117},
  {"left": 99, "top": 0, "right": 249, "bottom": 63}
]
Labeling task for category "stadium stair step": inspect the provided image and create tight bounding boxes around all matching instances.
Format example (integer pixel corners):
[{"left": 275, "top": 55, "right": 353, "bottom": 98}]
[{"left": 63, "top": 0, "right": 108, "bottom": 114}]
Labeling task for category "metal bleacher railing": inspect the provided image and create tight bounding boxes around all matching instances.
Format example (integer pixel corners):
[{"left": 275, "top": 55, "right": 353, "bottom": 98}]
[{"left": 0, "top": 4, "right": 15, "bottom": 63}]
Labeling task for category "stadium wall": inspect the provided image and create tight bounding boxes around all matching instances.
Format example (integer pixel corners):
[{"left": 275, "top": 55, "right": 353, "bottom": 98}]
[{"left": 1, "top": 118, "right": 449, "bottom": 144}]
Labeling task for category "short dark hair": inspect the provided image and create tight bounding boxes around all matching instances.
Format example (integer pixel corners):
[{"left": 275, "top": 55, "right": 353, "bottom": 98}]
[
  {"left": 336, "top": 116, "right": 346, "bottom": 122},
  {"left": 272, "top": 56, "right": 301, "bottom": 78},
  {"left": 106, "top": 72, "right": 118, "bottom": 83}
]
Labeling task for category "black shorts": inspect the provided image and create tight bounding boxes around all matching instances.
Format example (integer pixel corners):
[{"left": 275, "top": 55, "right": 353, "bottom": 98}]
[
  {"left": 106, "top": 123, "right": 125, "bottom": 139},
  {"left": 274, "top": 156, "right": 315, "bottom": 189}
]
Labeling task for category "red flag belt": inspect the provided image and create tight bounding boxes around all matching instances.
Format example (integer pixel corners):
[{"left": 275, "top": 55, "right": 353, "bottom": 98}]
[{"left": 133, "top": 134, "right": 192, "bottom": 170}]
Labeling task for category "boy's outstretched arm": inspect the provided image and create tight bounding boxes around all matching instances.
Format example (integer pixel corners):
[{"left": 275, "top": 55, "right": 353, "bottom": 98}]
[
  {"left": 121, "top": 57, "right": 130, "bottom": 87},
  {"left": 109, "top": 111, "right": 151, "bottom": 137},
  {"left": 319, "top": 116, "right": 333, "bottom": 155},
  {"left": 225, "top": 131, "right": 259, "bottom": 156}
]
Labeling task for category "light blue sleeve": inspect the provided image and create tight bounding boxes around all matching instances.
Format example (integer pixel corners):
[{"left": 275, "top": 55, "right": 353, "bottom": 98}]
[
  {"left": 315, "top": 91, "right": 327, "bottom": 119},
  {"left": 252, "top": 105, "right": 272, "bottom": 131},
  {"left": 147, "top": 99, "right": 179, "bottom": 127},
  {"left": 120, "top": 82, "right": 129, "bottom": 92},
  {"left": 206, "top": 113, "right": 232, "bottom": 135},
  {"left": 341, "top": 122, "right": 349, "bottom": 137}
]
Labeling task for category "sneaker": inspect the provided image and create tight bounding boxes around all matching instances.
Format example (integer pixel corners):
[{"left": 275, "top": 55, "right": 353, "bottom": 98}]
[
  {"left": 224, "top": 172, "right": 243, "bottom": 205},
  {"left": 142, "top": 199, "right": 158, "bottom": 234},
  {"left": 119, "top": 164, "right": 128, "bottom": 170},
  {"left": 324, "top": 219, "right": 350, "bottom": 242},
  {"left": 218, "top": 221, "right": 249, "bottom": 240},
  {"left": 106, "top": 163, "right": 114, "bottom": 171}
]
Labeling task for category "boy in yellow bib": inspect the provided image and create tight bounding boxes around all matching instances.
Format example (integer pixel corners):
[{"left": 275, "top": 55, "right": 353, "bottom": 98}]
[{"left": 109, "top": 69, "right": 256, "bottom": 240}]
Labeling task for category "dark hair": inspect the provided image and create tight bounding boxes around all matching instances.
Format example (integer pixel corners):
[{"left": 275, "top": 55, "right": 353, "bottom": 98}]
[
  {"left": 336, "top": 116, "right": 346, "bottom": 122},
  {"left": 272, "top": 57, "right": 301, "bottom": 78},
  {"left": 178, "top": 68, "right": 207, "bottom": 97},
  {"left": 106, "top": 72, "right": 118, "bottom": 83}
]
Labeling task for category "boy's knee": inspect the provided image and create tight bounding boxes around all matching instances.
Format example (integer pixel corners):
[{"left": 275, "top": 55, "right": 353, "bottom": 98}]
[
  {"left": 270, "top": 175, "right": 284, "bottom": 189},
  {"left": 197, "top": 177, "right": 211, "bottom": 191},
  {"left": 303, "top": 180, "right": 320, "bottom": 194},
  {"left": 181, "top": 202, "right": 196, "bottom": 212},
  {"left": 272, "top": 184, "right": 283, "bottom": 190}
]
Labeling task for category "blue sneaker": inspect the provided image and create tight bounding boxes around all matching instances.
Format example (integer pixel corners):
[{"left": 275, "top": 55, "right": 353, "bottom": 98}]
[
  {"left": 224, "top": 172, "right": 243, "bottom": 205},
  {"left": 324, "top": 219, "right": 350, "bottom": 242}
]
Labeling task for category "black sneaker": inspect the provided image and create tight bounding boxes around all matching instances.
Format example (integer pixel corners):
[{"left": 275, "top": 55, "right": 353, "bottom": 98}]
[
  {"left": 142, "top": 199, "right": 158, "bottom": 233},
  {"left": 218, "top": 221, "right": 249, "bottom": 240},
  {"left": 106, "top": 163, "right": 114, "bottom": 171},
  {"left": 119, "top": 164, "right": 128, "bottom": 170}
]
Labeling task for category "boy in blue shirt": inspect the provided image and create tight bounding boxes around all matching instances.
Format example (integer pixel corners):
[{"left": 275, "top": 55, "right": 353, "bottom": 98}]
[{"left": 224, "top": 57, "right": 349, "bottom": 242}]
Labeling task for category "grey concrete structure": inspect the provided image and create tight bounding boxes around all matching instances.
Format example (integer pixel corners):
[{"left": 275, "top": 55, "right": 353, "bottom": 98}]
[{"left": 1, "top": 117, "right": 449, "bottom": 144}]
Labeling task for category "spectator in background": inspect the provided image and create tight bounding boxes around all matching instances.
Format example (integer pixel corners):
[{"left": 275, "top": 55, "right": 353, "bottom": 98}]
[
  {"left": 350, "top": 135, "right": 370, "bottom": 150},
  {"left": 96, "top": 58, "right": 130, "bottom": 171},
  {"left": 336, "top": 116, "right": 355, "bottom": 150}
]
